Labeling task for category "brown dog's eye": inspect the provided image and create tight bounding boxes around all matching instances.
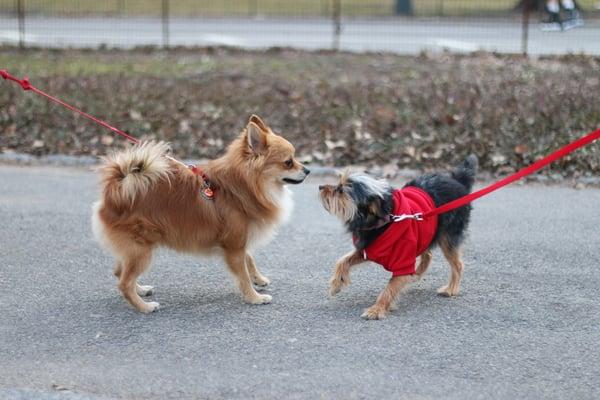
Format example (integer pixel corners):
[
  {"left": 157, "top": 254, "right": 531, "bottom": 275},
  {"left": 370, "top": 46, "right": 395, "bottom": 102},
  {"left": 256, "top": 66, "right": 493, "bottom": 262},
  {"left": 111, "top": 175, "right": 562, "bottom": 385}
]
[{"left": 284, "top": 159, "right": 293, "bottom": 168}]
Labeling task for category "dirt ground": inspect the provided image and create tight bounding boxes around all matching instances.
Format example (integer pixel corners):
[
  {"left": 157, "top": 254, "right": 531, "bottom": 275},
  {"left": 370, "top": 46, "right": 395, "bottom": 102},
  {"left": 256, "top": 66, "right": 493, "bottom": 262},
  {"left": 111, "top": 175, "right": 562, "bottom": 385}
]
[{"left": 1, "top": 47, "right": 599, "bottom": 177}]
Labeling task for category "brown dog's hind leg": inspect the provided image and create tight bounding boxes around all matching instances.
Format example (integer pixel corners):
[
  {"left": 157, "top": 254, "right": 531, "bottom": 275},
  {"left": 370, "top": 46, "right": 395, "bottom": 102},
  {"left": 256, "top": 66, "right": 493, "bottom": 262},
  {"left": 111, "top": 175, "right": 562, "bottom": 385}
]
[
  {"left": 362, "top": 275, "right": 413, "bottom": 320},
  {"left": 113, "top": 261, "right": 122, "bottom": 278},
  {"left": 225, "top": 249, "right": 272, "bottom": 304},
  {"left": 118, "top": 249, "right": 159, "bottom": 313},
  {"left": 114, "top": 260, "right": 153, "bottom": 297},
  {"left": 246, "top": 253, "right": 270, "bottom": 287},
  {"left": 415, "top": 250, "right": 433, "bottom": 280},
  {"left": 329, "top": 250, "right": 366, "bottom": 296},
  {"left": 437, "top": 236, "right": 464, "bottom": 297}
]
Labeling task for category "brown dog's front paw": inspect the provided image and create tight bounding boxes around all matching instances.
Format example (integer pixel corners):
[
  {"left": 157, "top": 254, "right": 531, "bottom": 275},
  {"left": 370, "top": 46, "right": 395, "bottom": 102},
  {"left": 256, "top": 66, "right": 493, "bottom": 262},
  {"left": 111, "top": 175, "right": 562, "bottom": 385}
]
[{"left": 361, "top": 304, "right": 389, "bottom": 320}]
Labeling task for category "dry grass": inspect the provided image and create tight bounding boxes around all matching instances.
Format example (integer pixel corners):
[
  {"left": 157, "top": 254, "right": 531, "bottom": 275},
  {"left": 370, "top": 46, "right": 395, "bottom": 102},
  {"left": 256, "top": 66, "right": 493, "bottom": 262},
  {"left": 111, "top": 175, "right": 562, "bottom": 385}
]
[
  {"left": 1, "top": 47, "right": 599, "bottom": 177},
  {"left": 2, "top": 0, "right": 598, "bottom": 17}
]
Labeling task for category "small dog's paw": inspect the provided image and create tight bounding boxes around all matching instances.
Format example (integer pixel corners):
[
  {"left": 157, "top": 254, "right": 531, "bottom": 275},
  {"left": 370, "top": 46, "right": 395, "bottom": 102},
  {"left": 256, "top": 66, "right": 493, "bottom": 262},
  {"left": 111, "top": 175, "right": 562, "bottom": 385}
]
[
  {"left": 139, "top": 301, "right": 160, "bottom": 314},
  {"left": 361, "top": 305, "right": 388, "bottom": 320},
  {"left": 328, "top": 273, "right": 349, "bottom": 297},
  {"left": 252, "top": 275, "right": 271, "bottom": 287},
  {"left": 136, "top": 284, "right": 154, "bottom": 297},
  {"left": 437, "top": 285, "right": 459, "bottom": 297},
  {"left": 246, "top": 293, "right": 272, "bottom": 305}
]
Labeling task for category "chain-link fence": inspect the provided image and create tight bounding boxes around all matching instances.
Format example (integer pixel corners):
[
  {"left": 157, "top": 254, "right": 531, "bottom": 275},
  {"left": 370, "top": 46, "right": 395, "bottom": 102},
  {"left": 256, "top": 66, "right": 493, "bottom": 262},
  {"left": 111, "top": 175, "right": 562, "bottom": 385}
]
[{"left": 1, "top": 1, "right": 599, "bottom": 54}]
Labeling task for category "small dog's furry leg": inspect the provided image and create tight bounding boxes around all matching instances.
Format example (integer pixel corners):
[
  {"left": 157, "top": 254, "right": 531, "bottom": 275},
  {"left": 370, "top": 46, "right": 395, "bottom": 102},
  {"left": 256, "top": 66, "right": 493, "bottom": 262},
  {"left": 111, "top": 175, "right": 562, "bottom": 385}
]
[
  {"left": 118, "top": 249, "right": 159, "bottom": 313},
  {"left": 329, "top": 250, "right": 365, "bottom": 296},
  {"left": 225, "top": 250, "right": 272, "bottom": 304},
  {"left": 245, "top": 253, "right": 270, "bottom": 287},
  {"left": 415, "top": 250, "right": 433, "bottom": 280},
  {"left": 115, "top": 260, "right": 153, "bottom": 296},
  {"left": 437, "top": 236, "right": 464, "bottom": 297},
  {"left": 362, "top": 275, "right": 412, "bottom": 320}
]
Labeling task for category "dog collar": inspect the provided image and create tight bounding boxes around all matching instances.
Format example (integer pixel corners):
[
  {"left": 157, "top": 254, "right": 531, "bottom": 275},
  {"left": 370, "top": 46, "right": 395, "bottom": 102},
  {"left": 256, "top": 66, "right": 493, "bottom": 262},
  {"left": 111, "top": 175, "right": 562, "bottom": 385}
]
[
  {"left": 357, "top": 215, "right": 394, "bottom": 231},
  {"left": 188, "top": 164, "right": 214, "bottom": 200}
]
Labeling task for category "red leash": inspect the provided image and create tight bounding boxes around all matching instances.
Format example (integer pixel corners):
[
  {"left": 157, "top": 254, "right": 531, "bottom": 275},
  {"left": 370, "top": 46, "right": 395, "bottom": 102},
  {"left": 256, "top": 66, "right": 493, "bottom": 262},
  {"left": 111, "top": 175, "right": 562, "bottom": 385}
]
[
  {"left": 422, "top": 128, "right": 600, "bottom": 219},
  {"left": 1, "top": 69, "right": 217, "bottom": 198},
  {"left": 1, "top": 69, "right": 141, "bottom": 145},
  {"left": 2, "top": 69, "right": 598, "bottom": 213}
]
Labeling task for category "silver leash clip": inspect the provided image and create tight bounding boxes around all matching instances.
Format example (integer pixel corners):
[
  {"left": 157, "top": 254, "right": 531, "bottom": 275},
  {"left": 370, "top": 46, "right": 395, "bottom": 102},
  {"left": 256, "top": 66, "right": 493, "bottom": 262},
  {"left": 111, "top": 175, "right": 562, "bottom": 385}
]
[{"left": 390, "top": 213, "right": 423, "bottom": 222}]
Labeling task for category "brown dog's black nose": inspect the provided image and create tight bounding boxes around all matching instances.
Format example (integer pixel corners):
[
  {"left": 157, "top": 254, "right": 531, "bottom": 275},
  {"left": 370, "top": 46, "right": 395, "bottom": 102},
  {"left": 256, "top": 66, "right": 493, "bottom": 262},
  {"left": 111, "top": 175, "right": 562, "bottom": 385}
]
[{"left": 303, "top": 167, "right": 310, "bottom": 175}]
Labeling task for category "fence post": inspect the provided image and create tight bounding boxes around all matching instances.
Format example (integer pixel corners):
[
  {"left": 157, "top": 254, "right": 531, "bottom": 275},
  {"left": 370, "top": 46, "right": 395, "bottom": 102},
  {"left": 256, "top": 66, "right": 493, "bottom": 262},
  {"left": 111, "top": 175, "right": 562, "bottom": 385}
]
[
  {"left": 437, "top": 0, "right": 444, "bottom": 16},
  {"left": 395, "top": 0, "right": 413, "bottom": 16},
  {"left": 521, "top": 0, "right": 532, "bottom": 56},
  {"left": 321, "top": 0, "right": 329, "bottom": 16},
  {"left": 332, "top": 0, "right": 341, "bottom": 50},
  {"left": 17, "top": 0, "right": 25, "bottom": 48},
  {"left": 162, "top": 0, "right": 169, "bottom": 48},
  {"left": 248, "top": 0, "right": 258, "bottom": 16}
]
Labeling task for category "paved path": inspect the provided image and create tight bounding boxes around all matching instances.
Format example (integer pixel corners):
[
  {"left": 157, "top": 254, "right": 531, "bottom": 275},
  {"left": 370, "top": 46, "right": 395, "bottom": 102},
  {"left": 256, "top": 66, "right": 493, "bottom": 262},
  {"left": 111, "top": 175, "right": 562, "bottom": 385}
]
[
  {"left": 1, "top": 16, "right": 599, "bottom": 55},
  {"left": 1, "top": 165, "right": 599, "bottom": 399}
]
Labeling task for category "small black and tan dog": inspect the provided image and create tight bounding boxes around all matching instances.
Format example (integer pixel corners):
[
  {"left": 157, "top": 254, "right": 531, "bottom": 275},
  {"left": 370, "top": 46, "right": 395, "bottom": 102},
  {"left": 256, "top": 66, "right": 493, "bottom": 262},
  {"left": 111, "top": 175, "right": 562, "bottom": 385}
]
[{"left": 319, "top": 155, "right": 477, "bottom": 320}]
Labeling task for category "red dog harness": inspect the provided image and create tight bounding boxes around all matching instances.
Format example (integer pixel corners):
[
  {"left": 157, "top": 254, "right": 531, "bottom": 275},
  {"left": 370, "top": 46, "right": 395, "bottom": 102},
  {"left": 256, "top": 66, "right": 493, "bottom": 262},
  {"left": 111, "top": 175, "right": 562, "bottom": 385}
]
[{"left": 357, "top": 187, "right": 438, "bottom": 276}]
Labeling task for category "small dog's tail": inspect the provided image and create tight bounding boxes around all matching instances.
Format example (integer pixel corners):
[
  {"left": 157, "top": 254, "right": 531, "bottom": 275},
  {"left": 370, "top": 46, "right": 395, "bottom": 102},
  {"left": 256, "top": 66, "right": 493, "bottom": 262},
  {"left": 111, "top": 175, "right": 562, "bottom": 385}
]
[
  {"left": 98, "top": 141, "right": 172, "bottom": 208},
  {"left": 451, "top": 154, "right": 478, "bottom": 192}
]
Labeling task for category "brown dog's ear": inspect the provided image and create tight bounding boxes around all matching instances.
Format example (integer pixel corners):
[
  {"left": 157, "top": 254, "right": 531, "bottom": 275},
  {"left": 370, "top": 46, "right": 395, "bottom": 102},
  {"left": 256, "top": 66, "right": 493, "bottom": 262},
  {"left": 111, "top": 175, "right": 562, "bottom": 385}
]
[
  {"left": 249, "top": 115, "right": 270, "bottom": 133},
  {"left": 246, "top": 121, "right": 268, "bottom": 153}
]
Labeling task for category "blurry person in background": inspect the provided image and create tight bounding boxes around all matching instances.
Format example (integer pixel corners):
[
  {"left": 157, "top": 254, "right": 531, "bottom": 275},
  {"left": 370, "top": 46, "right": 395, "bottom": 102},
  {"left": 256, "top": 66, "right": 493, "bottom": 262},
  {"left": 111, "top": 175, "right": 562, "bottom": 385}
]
[{"left": 542, "top": 0, "right": 584, "bottom": 31}]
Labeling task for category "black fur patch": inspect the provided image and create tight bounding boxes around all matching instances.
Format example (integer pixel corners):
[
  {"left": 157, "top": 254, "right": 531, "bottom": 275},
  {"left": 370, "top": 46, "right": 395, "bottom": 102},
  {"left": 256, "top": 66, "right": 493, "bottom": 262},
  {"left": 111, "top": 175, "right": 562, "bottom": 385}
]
[{"left": 348, "top": 155, "right": 478, "bottom": 251}]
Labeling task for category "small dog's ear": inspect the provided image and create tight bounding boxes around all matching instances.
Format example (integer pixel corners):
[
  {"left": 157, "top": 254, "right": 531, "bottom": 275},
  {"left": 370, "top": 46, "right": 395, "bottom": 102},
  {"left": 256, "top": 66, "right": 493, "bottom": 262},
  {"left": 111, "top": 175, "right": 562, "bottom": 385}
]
[
  {"left": 246, "top": 121, "right": 268, "bottom": 153},
  {"left": 249, "top": 115, "right": 270, "bottom": 133},
  {"left": 368, "top": 199, "right": 386, "bottom": 218},
  {"left": 368, "top": 201, "right": 380, "bottom": 216}
]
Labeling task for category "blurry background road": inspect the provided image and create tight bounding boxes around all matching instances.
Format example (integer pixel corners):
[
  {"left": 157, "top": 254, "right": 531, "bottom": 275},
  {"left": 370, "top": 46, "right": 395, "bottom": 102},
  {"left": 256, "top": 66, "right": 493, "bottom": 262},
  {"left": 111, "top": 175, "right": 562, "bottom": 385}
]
[
  {"left": 2, "top": 0, "right": 600, "bottom": 55},
  {"left": 1, "top": 16, "right": 599, "bottom": 54}
]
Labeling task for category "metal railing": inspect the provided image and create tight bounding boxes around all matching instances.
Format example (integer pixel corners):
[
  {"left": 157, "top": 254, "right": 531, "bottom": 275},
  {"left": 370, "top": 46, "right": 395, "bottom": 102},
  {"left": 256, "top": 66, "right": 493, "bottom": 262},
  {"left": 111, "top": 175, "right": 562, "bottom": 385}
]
[{"left": 1, "top": 0, "right": 599, "bottom": 55}]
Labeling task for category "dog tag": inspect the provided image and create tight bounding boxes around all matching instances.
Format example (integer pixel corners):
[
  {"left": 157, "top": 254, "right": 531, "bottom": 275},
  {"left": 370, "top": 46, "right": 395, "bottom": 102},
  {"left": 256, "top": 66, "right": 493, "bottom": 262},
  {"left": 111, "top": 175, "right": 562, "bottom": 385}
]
[
  {"left": 200, "top": 183, "right": 214, "bottom": 200},
  {"left": 203, "top": 187, "right": 214, "bottom": 199}
]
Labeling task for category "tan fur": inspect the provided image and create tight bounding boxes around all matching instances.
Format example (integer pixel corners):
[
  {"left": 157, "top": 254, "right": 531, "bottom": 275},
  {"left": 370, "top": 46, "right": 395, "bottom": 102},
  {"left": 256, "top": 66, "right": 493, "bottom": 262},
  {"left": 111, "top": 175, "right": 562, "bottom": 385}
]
[
  {"left": 99, "top": 141, "right": 173, "bottom": 208},
  {"left": 92, "top": 115, "right": 309, "bottom": 313},
  {"left": 329, "top": 242, "right": 466, "bottom": 320},
  {"left": 361, "top": 275, "right": 413, "bottom": 320},
  {"left": 436, "top": 235, "right": 464, "bottom": 297},
  {"left": 318, "top": 172, "right": 357, "bottom": 222},
  {"left": 328, "top": 250, "right": 365, "bottom": 296},
  {"left": 415, "top": 250, "right": 433, "bottom": 279}
]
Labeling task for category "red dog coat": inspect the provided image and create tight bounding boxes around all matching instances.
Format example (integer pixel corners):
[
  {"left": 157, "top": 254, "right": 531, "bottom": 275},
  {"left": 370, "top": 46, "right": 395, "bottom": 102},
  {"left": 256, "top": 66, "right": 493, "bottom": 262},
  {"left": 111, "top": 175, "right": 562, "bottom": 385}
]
[{"left": 358, "top": 187, "right": 438, "bottom": 276}]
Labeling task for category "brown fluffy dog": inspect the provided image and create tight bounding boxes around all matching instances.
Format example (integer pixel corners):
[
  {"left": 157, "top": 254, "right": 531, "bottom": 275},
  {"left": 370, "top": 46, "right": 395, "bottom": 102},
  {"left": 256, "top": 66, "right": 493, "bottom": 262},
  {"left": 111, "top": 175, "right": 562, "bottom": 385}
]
[{"left": 92, "top": 115, "right": 309, "bottom": 313}]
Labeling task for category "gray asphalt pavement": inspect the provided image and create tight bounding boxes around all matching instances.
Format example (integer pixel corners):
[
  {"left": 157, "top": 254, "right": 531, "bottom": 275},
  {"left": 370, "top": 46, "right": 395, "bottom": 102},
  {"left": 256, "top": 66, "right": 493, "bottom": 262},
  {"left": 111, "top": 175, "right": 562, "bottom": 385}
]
[
  {"left": 1, "top": 165, "right": 600, "bottom": 400},
  {"left": 1, "top": 16, "right": 600, "bottom": 55}
]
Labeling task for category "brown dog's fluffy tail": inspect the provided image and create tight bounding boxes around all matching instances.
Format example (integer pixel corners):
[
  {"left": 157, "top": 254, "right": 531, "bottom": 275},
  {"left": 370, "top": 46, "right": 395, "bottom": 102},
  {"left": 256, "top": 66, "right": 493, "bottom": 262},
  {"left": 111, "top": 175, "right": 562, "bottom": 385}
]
[{"left": 99, "top": 141, "right": 172, "bottom": 208}]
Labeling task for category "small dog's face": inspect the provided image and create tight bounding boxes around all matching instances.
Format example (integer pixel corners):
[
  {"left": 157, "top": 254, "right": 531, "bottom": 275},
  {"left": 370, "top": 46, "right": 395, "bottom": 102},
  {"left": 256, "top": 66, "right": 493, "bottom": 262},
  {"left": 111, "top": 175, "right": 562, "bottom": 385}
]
[
  {"left": 319, "top": 172, "right": 393, "bottom": 229},
  {"left": 242, "top": 115, "right": 310, "bottom": 186}
]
